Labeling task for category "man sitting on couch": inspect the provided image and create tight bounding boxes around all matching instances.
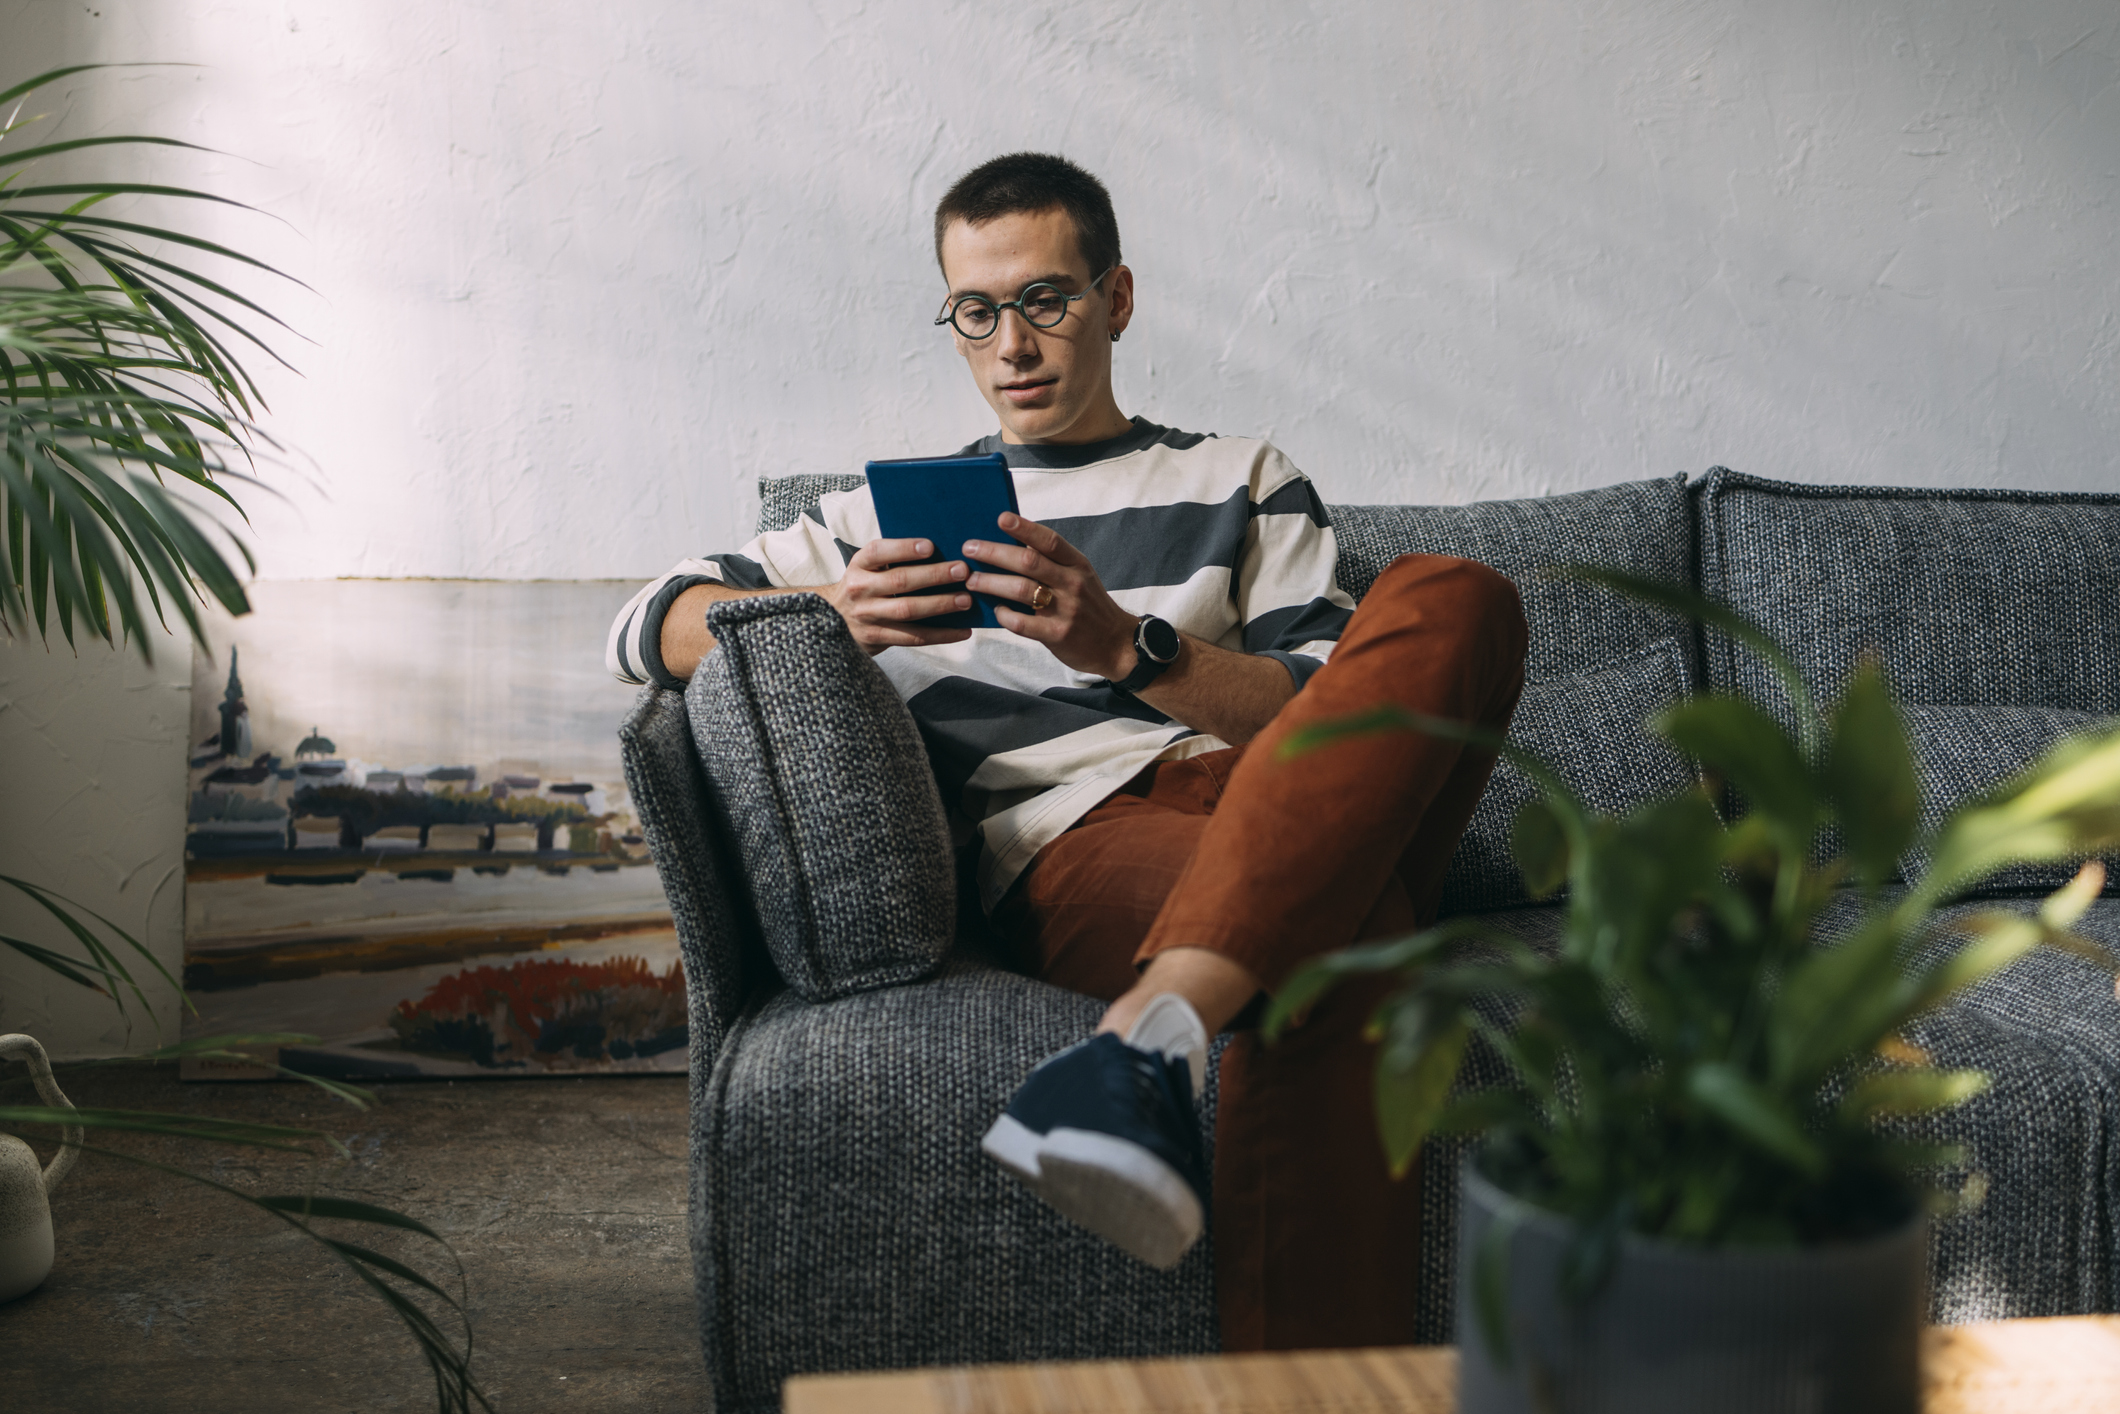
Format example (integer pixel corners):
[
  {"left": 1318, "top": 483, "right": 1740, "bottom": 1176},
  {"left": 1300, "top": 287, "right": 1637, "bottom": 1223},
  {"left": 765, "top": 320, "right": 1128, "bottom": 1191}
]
[{"left": 606, "top": 152, "right": 1527, "bottom": 1350}]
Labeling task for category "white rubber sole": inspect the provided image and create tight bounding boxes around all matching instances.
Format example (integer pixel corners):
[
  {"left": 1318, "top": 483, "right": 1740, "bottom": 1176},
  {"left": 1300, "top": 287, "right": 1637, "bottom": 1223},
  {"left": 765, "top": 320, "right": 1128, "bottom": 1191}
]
[
  {"left": 981, "top": 1114, "right": 1204, "bottom": 1270},
  {"left": 980, "top": 1112, "right": 1045, "bottom": 1183}
]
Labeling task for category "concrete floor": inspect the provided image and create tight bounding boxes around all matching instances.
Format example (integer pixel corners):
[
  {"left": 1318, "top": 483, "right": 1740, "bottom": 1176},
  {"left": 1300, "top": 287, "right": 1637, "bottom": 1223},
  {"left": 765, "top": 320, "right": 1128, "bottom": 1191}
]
[{"left": 0, "top": 1063, "right": 705, "bottom": 1413}]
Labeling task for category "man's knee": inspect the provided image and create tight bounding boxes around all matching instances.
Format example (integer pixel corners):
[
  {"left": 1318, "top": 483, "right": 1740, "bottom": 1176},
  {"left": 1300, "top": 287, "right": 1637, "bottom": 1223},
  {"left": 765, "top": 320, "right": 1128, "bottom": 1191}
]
[{"left": 1364, "top": 553, "right": 1527, "bottom": 657}]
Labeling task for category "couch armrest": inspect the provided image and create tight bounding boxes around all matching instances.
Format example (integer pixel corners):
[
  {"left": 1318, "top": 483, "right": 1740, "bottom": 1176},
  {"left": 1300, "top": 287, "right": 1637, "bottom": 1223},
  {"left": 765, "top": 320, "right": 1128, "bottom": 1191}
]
[
  {"left": 687, "top": 592, "right": 957, "bottom": 1001},
  {"left": 619, "top": 684, "right": 759, "bottom": 1065}
]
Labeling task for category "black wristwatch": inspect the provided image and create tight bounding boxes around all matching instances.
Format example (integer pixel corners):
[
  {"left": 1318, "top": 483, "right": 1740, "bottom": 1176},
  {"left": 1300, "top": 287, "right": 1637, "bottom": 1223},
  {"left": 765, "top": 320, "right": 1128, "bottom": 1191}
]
[{"left": 1111, "top": 614, "right": 1182, "bottom": 695}]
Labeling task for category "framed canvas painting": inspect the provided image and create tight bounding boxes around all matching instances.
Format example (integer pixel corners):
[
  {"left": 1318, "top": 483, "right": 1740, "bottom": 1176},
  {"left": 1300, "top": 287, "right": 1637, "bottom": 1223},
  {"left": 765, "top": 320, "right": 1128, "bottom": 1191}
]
[{"left": 181, "top": 580, "right": 682, "bottom": 1080}]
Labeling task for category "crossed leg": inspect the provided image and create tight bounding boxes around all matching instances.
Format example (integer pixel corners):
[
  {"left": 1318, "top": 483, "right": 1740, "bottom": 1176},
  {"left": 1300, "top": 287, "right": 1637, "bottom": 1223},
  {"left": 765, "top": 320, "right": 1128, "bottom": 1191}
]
[{"left": 993, "top": 554, "right": 1528, "bottom": 1349}]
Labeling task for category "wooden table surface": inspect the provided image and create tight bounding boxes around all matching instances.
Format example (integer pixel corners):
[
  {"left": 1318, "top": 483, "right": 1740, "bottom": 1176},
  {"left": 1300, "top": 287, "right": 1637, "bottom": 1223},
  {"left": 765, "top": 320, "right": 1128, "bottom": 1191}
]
[{"left": 782, "top": 1314, "right": 2120, "bottom": 1413}]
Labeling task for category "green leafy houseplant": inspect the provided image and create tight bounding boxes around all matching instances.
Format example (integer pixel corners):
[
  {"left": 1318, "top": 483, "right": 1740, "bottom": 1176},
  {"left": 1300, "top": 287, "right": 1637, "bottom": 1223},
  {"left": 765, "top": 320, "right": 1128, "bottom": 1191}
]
[
  {"left": 1266, "top": 570, "right": 2120, "bottom": 1321},
  {"left": 1, "top": 63, "right": 271, "bottom": 652},
  {"left": 0, "top": 65, "right": 489, "bottom": 1411}
]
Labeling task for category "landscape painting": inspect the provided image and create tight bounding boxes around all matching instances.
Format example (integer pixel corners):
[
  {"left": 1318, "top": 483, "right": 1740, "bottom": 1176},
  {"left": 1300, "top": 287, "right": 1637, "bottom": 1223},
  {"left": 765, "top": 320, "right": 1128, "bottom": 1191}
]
[{"left": 182, "top": 580, "right": 682, "bottom": 1080}]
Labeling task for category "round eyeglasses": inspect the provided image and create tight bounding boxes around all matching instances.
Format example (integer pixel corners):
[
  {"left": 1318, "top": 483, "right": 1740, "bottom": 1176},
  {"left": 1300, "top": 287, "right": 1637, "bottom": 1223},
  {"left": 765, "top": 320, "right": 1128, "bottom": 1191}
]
[{"left": 934, "top": 267, "right": 1114, "bottom": 340}]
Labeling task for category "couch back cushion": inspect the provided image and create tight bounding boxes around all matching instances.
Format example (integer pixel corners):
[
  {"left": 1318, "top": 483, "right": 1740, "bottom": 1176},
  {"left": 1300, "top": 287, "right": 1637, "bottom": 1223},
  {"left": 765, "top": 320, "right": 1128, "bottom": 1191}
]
[
  {"left": 1697, "top": 469, "right": 2120, "bottom": 899},
  {"left": 686, "top": 593, "right": 957, "bottom": 1000},
  {"left": 759, "top": 473, "right": 868, "bottom": 540},
  {"left": 1438, "top": 635, "right": 1699, "bottom": 915},
  {"left": 1695, "top": 469, "right": 2120, "bottom": 721},
  {"left": 1899, "top": 704, "right": 2119, "bottom": 898},
  {"left": 1329, "top": 474, "right": 1696, "bottom": 684}
]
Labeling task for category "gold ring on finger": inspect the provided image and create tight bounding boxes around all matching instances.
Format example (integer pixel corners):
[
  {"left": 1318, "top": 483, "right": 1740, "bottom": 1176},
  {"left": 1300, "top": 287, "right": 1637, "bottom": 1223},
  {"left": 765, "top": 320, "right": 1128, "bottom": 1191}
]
[{"left": 1028, "top": 584, "right": 1055, "bottom": 612}]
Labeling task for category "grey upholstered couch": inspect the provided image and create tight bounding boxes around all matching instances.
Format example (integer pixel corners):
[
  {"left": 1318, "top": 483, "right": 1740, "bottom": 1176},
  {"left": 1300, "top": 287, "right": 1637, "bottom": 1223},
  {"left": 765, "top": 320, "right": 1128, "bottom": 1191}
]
[{"left": 617, "top": 467, "right": 2120, "bottom": 1413}]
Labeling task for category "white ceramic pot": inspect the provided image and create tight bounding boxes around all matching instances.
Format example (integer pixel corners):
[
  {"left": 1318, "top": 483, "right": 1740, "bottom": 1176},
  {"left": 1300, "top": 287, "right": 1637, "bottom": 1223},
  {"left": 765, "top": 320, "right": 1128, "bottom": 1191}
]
[{"left": 0, "top": 1034, "right": 81, "bottom": 1303}]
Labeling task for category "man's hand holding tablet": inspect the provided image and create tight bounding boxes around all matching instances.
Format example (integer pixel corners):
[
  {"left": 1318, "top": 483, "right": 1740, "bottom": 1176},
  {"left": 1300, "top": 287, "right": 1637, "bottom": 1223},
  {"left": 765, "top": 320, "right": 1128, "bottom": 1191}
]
[
  {"left": 860, "top": 454, "right": 1142, "bottom": 679},
  {"left": 864, "top": 453, "right": 1030, "bottom": 632},
  {"left": 963, "top": 512, "right": 1144, "bottom": 683},
  {"left": 822, "top": 535, "right": 981, "bottom": 656},
  {"left": 830, "top": 451, "right": 1012, "bottom": 656}
]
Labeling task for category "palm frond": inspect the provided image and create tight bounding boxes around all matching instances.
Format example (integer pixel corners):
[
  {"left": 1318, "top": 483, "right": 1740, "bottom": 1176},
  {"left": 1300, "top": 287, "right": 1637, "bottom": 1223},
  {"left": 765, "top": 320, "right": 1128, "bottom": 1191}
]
[
  {"left": 0, "top": 64, "right": 298, "bottom": 660},
  {"left": 0, "top": 870, "right": 183, "bottom": 1018},
  {"left": 0, "top": 1124, "right": 490, "bottom": 1411}
]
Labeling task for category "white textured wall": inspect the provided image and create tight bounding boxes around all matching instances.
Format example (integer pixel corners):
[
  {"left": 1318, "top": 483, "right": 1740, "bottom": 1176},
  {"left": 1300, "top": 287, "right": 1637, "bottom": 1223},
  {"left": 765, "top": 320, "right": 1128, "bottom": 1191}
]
[
  {"left": 3, "top": 0, "right": 2115, "bottom": 1051},
  {"left": 0, "top": 629, "right": 191, "bottom": 1054},
  {"left": 14, "top": 0, "right": 2120, "bottom": 579}
]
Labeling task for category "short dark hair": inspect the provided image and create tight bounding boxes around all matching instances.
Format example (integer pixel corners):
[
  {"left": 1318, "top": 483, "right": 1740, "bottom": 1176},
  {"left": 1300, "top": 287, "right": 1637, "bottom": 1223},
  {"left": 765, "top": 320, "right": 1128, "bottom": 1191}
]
[{"left": 933, "top": 152, "right": 1120, "bottom": 282}]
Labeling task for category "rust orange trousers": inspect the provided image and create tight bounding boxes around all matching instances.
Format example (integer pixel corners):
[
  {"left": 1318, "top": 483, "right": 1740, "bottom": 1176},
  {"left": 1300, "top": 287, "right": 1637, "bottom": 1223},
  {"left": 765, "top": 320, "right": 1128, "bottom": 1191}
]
[{"left": 993, "top": 555, "right": 1528, "bottom": 1351}]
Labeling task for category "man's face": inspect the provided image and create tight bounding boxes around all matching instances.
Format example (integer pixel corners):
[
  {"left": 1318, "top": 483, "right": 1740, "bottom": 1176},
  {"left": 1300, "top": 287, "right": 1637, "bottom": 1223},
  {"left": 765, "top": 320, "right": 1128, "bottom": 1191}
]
[{"left": 938, "top": 207, "right": 1133, "bottom": 444}]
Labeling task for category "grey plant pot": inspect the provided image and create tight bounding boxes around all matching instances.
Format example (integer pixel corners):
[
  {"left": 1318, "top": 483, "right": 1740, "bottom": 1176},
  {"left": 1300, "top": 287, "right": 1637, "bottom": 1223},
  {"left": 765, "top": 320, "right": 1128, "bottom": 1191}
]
[{"left": 1455, "top": 1159, "right": 1927, "bottom": 1414}]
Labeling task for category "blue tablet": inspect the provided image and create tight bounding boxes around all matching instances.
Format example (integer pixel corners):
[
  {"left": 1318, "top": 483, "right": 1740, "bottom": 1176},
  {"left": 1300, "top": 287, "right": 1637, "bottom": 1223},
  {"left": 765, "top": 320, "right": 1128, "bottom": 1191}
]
[{"left": 864, "top": 453, "right": 1028, "bottom": 630}]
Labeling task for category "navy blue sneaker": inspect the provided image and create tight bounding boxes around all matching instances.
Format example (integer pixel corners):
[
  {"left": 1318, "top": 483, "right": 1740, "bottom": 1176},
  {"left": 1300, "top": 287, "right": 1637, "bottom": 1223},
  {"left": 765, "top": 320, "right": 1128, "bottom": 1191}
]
[{"left": 981, "top": 995, "right": 1210, "bottom": 1269}]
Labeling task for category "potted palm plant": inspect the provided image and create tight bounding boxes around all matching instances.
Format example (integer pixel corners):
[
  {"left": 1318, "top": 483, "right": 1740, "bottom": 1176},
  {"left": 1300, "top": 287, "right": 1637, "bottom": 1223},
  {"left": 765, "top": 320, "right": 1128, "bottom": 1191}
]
[
  {"left": 1268, "top": 571, "right": 2120, "bottom": 1414},
  {"left": 1, "top": 64, "right": 488, "bottom": 1411}
]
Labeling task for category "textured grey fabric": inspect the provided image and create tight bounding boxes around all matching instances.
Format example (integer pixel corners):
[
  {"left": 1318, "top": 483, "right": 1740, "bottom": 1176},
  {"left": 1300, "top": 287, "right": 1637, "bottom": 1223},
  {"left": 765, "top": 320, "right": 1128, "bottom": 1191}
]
[
  {"left": 1871, "top": 893, "right": 2120, "bottom": 1321},
  {"left": 758, "top": 472, "right": 868, "bottom": 535},
  {"left": 1410, "top": 895, "right": 2120, "bottom": 1339},
  {"left": 686, "top": 593, "right": 958, "bottom": 1001},
  {"left": 1329, "top": 476, "right": 1696, "bottom": 684},
  {"left": 617, "top": 685, "right": 756, "bottom": 1061},
  {"left": 697, "top": 956, "right": 1225, "bottom": 1413},
  {"left": 1439, "top": 638, "right": 1698, "bottom": 917},
  {"left": 1695, "top": 468, "right": 2120, "bottom": 722},
  {"left": 1899, "top": 704, "right": 2120, "bottom": 897}
]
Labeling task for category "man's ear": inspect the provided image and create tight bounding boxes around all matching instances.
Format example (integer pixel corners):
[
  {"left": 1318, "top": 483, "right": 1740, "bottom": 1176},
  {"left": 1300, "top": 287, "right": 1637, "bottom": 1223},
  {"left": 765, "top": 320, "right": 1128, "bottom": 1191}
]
[{"left": 1106, "top": 265, "right": 1135, "bottom": 339}]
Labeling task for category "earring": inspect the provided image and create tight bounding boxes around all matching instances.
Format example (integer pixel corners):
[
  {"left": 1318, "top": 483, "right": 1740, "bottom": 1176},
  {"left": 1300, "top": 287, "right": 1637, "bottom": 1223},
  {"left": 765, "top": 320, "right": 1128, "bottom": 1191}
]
[{"left": 1110, "top": 331, "right": 1121, "bottom": 343}]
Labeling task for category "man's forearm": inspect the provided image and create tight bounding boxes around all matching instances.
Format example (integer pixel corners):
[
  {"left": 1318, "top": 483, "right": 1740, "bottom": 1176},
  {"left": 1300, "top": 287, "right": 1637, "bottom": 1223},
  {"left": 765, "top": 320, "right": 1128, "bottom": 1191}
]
[
  {"left": 658, "top": 581, "right": 813, "bottom": 681},
  {"left": 1131, "top": 634, "right": 1298, "bottom": 746}
]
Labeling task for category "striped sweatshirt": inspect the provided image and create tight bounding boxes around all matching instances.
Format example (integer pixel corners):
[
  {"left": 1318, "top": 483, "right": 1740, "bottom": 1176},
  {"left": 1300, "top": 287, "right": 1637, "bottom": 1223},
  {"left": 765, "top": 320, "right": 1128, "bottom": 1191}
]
[{"left": 607, "top": 419, "right": 1356, "bottom": 909}]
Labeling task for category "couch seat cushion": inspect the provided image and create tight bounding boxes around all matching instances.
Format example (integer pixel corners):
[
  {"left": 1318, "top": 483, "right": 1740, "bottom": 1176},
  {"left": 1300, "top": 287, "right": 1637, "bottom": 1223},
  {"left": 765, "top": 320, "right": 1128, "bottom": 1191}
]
[{"left": 1891, "top": 893, "right": 2120, "bottom": 1319}]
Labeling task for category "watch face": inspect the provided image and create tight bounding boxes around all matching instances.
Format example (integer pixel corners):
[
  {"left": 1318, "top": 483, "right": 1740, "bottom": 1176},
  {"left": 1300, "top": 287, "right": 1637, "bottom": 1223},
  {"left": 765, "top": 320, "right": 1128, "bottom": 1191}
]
[{"left": 1140, "top": 615, "right": 1181, "bottom": 663}]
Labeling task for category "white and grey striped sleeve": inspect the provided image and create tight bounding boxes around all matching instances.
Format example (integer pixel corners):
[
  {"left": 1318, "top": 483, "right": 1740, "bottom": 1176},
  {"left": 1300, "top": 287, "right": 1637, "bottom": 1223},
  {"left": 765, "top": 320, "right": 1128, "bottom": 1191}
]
[
  {"left": 605, "top": 510, "right": 852, "bottom": 687},
  {"left": 1237, "top": 457, "right": 1356, "bottom": 689}
]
